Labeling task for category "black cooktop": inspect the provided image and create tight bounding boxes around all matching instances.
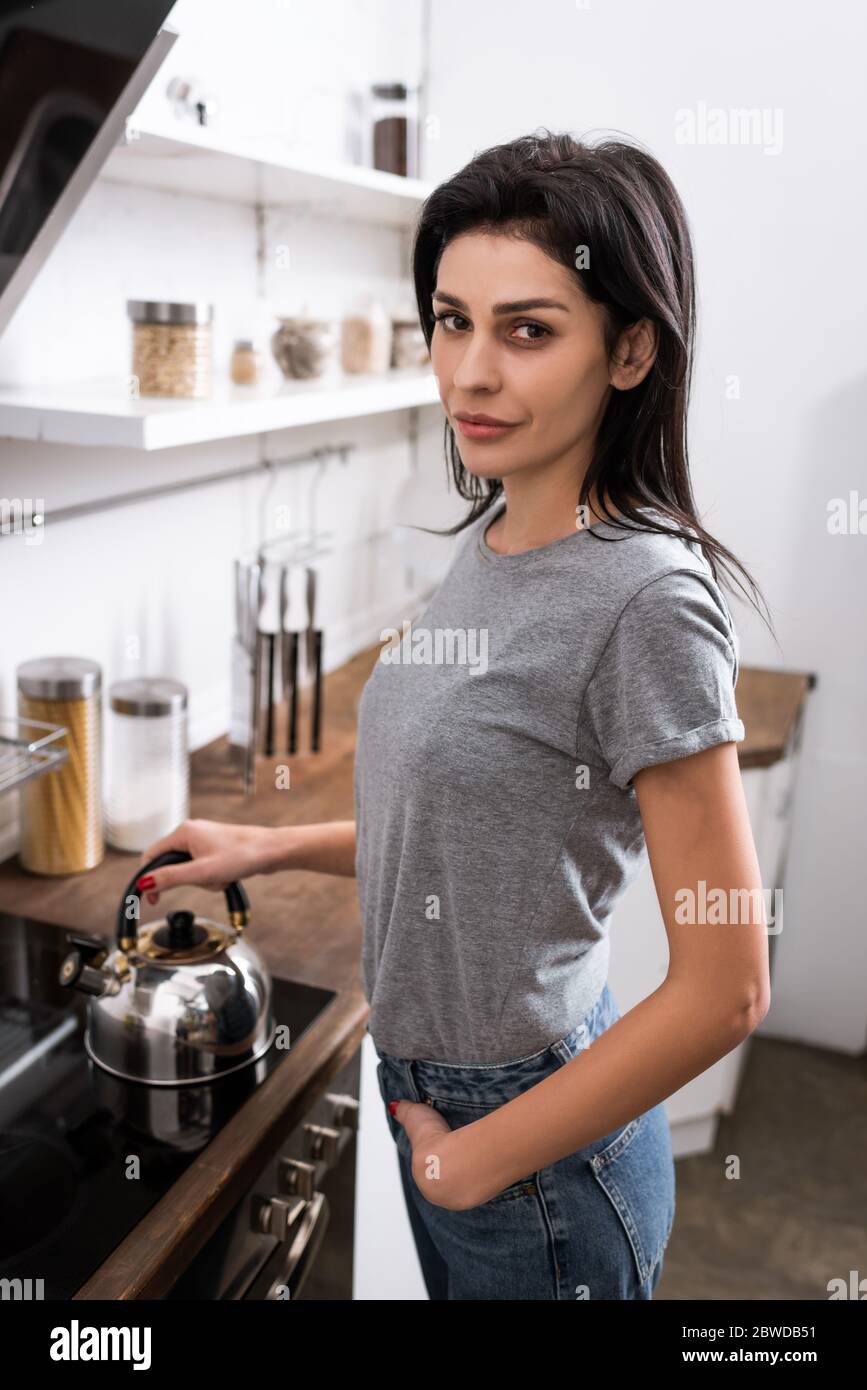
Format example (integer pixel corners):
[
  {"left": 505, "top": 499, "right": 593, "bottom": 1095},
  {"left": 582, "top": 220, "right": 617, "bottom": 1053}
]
[{"left": 0, "top": 908, "right": 335, "bottom": 1300}]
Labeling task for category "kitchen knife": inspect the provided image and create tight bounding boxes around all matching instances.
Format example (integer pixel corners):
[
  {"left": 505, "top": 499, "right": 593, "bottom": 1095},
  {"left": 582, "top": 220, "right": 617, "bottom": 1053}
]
[
  {"left": 229, "top": 558, "right": 251, "bottom": 749},
  {"left": 245, "top": 561, "right": 264, "bottom": 794},
  {"left": 305, "top": 566, "right": 316, "bottom": 680},
  {"left": 265, "top": 632, "right": 276, "bottom": 757},
  {"left": 304, "top": 564, "right": 323, "bottom": 753},
  {"left": 280, "top": 561, "right": 300, "bottom": 756},
  {"left": 311, "top": 628, "right": 323, "bottom": 752}
]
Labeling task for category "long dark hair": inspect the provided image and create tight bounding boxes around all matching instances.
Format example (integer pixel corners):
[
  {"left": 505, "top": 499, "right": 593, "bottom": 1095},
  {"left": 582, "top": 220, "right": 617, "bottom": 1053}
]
[{"left": 411, "top": 127, "right": 774, "bottom": 638}]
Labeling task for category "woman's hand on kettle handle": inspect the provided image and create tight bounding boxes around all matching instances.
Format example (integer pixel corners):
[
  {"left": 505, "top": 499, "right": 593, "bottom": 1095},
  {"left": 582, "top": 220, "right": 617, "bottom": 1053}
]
[{"left": 135, "top": 818, "right": 282, "bottom": 903}]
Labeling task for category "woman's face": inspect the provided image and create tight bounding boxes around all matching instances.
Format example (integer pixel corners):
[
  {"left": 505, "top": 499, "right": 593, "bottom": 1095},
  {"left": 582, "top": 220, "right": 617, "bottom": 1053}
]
[{"left": 429, "top": 231, "right": 633, "bottom": 484}]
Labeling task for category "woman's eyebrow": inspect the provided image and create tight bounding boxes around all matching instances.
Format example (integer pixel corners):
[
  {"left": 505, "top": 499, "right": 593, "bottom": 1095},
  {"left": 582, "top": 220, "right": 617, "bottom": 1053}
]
[{"left": 432, "top": 290, "right": 571, "bottom": 315}]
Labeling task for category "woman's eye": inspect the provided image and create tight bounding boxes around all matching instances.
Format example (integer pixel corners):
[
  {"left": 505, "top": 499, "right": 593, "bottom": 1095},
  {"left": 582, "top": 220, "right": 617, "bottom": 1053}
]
[
  {"left": 433, "top": 313, "right": 550, "bottom": 344},
  {"left": 512, "top": 321, "right": 550, "bottom": 342}
]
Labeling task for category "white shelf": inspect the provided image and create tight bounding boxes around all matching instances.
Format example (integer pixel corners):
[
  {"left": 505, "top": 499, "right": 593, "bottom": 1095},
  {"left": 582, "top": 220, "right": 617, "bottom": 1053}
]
[
  {"left": 0, "top": 369, "right": 440, "bottom": 451},
  {"left": 100, "top": 121, "right": 433, "bottom": 228}
]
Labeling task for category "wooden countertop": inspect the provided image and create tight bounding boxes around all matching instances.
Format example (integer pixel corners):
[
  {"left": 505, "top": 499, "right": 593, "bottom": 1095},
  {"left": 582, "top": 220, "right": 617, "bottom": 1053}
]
[
  {"left": 0, "top": 643, "right": 814, "bottom": 1298},
  {"left": 734, "top": 666, "right": 816, "bottom": 768}
]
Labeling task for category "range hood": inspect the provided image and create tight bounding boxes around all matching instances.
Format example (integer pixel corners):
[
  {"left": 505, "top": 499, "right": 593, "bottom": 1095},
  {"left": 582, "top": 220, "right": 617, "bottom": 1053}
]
[{"left": 0, "top": 0, "right": 178, "bottom": 338}]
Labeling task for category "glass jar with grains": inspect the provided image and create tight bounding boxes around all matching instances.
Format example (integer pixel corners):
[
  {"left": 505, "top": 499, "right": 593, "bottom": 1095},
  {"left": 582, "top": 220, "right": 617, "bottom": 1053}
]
[
  {"left": 127, "top": 300, "right": 213, "bottom": 398},
  {"left": 341, "top": 297, "right": 392, "bottom": 374}
]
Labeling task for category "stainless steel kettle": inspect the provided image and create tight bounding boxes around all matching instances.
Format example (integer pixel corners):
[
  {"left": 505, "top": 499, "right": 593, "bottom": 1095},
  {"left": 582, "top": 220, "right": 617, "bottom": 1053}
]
[{"left": 58, "top": 850, "right": 275, "bottom": 1086}]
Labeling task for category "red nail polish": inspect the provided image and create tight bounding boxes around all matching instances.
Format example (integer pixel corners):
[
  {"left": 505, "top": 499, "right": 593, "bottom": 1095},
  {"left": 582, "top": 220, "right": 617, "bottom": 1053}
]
[
  {"left": 388, "top": 1101, "right": 399, "bottom": 1117},
  {"left": 137, "top": 876, "right": 155, "bottom": 890}
]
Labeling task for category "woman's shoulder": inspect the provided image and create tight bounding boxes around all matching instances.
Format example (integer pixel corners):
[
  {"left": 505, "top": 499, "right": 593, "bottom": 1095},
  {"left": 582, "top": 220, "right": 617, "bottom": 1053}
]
[
  {"left": 592, "top": 504, "right": 715, "bottom": 584},
  {"left": 591, "top": 506, "right": 737, "bottom": 639}
]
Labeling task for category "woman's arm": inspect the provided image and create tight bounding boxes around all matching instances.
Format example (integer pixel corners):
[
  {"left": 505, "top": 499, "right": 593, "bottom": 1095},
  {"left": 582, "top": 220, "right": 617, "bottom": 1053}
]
[
  {"left": 397, "top": 742, "right": 771, "bottom": 1210},
  {"left": 263, "top": 819, "right": 357, "bottom": 878},
  {"left": 136, "top": 819, "right": 357, "bottom": 900}
]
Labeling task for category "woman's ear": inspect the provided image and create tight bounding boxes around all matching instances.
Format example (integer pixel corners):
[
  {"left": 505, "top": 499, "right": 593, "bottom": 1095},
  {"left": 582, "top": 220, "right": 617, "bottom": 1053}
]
[{"left": 609, "top": 318, "right": 658, "bottom": 390}]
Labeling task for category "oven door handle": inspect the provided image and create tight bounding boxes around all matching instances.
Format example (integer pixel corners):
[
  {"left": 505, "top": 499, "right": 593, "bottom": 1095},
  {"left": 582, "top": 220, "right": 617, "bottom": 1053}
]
[{"left": 258, "top": 1190, "right": 330, "bottom": 1300}]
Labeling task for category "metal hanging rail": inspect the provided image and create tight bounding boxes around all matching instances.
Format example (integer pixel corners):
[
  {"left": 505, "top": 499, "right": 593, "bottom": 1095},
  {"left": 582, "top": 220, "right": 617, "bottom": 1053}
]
[{"left": 0, "top": 442, "right": 355, "bottom": 537}]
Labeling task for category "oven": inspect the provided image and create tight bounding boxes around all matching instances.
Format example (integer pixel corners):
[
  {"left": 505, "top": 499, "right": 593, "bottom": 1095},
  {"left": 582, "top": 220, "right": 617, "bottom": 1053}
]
[
  {"left": 165, "top": 1045, "right": 360, "bottom": 1301},
  {"left": 0, "top": 907, "right": 357, "bottom": 1301}
]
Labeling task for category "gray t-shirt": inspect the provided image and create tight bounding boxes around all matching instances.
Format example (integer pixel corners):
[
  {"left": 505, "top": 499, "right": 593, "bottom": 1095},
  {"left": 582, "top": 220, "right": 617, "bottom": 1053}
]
[{"left": 353, "top": 499, "right": 745, "bottom": 1064}]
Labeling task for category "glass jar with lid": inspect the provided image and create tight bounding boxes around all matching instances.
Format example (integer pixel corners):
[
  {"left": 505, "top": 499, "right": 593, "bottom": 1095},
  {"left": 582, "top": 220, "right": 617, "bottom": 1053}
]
[
  {"left": 368, "top": 83, "right": 420, "bottom": 178},
  {"left": 230, "top": 339, "right": 264, "bottom": 385},
  {"left": 127, "top": 300, "right": 213, "bottom": 398},
  {"left": 17, "top": 656, "right": 104, "bottom": 875},
  {"left": 105, "top": 678, "right": 189, "bottom": 852}
]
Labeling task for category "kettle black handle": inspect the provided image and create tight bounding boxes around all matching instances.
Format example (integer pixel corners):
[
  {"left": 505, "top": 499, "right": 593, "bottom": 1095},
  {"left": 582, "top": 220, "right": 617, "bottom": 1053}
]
[{"left": 117, "top": 849, "right": 250, "bottom": 948}]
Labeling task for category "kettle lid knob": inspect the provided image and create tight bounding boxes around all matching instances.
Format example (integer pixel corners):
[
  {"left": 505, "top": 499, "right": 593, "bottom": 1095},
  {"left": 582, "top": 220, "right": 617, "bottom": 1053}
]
[
  {"left": 167, "top": 909, "right": 196, "bottom": 949},
  {"left": 152, "top": 908, "right": 208, "bottom": 953}
]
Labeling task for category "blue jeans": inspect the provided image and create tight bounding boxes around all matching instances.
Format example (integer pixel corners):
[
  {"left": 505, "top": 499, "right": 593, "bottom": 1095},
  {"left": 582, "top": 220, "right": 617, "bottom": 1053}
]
[{"left": 373, "top": 982, "right": 676, "bottom": 1300}]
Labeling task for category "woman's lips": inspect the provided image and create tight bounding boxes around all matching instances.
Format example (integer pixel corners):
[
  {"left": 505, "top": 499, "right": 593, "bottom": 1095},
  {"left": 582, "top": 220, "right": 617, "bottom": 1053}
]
[{"left": 455, "top": 417, "right": 520, "bottom": 440}]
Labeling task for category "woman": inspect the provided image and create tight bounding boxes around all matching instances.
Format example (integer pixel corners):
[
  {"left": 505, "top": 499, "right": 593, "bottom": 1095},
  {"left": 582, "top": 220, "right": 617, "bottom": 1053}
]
[{"left": 137, "top": 130, "right": 774, "bottom": 1301}]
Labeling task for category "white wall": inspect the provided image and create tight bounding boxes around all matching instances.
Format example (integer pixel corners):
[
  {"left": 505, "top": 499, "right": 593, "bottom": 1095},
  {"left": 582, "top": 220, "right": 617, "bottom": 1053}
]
[{"left": 419, "top": 0, "right": 867, "bottom": 1051}]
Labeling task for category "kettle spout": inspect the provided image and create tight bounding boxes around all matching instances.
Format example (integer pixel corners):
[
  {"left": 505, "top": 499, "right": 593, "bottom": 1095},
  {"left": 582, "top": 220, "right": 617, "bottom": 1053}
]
[{"left": 58, "top": 934, "right": 120, "bottom": 998}]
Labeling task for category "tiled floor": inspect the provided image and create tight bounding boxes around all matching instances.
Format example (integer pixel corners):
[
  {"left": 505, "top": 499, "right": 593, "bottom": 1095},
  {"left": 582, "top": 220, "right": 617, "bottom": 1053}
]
[{"left": 655, "top": 1033, "right": 867, "bottom": 1300}]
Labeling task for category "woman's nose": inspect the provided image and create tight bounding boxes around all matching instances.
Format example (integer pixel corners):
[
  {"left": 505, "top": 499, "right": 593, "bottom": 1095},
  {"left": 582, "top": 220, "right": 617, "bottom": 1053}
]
[{"left": 451, "top": 334, "right": 502, "bottom": 391}]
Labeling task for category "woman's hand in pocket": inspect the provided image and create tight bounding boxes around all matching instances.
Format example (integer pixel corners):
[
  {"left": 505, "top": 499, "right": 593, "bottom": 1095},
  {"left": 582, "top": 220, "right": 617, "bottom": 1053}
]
[{"left": 389, "top": 1099, "right": 477, "bottom": 1211}]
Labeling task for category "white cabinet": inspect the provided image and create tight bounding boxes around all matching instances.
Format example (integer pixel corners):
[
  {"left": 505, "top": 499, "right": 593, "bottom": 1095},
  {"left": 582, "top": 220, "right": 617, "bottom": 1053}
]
[{"left": 353, "top": 1028, "right": 427, "bottom": 1299}]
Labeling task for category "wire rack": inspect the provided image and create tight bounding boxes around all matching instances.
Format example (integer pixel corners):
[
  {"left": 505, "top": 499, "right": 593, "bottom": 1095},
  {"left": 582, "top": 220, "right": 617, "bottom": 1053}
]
[{"left": 0, "top": 716, "right": 70, "bottom": 797}]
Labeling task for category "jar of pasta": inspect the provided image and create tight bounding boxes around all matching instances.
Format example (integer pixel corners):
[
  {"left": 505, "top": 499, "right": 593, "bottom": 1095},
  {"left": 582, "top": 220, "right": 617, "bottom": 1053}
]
[
  {"left": 127, "top": 300, "right": 213, "bottom": 398},
  {"left": 17, "top": 657, "right": 104, "bottom": 875}
]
